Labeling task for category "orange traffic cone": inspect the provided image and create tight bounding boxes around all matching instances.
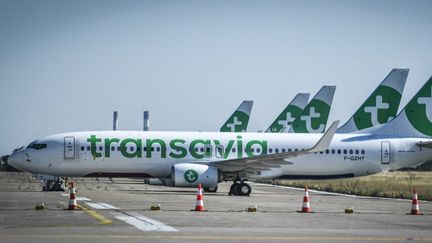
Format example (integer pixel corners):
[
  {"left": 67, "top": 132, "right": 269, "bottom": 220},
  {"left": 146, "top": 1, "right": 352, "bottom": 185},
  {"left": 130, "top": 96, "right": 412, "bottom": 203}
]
[
  {"left": 300, "top": 186, "right": 312, "bottom": 213},
  {"left": 195, "top": 184, "right": 204, "bottom": 211},
  {"left": 410, "top": 188, "right": 421, "bottom": 215},
  {"left": 68, "top": 182, "right": 77, "bottom": 210}
]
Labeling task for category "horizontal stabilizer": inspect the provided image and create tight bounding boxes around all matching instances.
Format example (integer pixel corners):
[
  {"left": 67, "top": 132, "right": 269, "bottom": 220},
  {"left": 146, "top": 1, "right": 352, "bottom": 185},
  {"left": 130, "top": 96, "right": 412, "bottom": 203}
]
[{"left": 416, "top": 141, "right": 432, "bottom": 148}]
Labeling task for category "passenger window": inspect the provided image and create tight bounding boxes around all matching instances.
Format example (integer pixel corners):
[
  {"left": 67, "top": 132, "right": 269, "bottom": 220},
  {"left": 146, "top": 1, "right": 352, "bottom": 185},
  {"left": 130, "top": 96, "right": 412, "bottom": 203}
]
[
  {"left": 295, "top": 149, "right": 298, "bottom": 152},
  {"left": 111, "top": 147, "right": 115, "bottom": 151},
  {"left": 331, "top": 149, "right": 335, "bottom": 154},
  {"left": 157, "top": 147, "right": 161, "bottom": 152},
  {"left": 87, "top": 146, "right": 90, "bottom": 151},
  {"left": 117, "top": 147, "right": 121, "bottom": 151},
  {"left": 200, "top": 147, "right": 204, "bottom": 153},
  {"left": 355, "top": 149, "right": 359, "bottom": 154},
  {"left": 337, "top": 149, "right": 341, "bottom": 154},
  {"left": 143, "top": 147, "right": 147, "bottom": 151},
  {"left": 81, "top": 146, "right": 85, "bottom": 151},
  {"left": 151, "top": 147, "right": 155, "bottom": 152},
  {"left": 282, "top": 148, "right": 286, "bottom": 153},
  {"left": 257, "top": 148, "right": 261, "bottom": 153},
  {"left": 325, "top": 149, "right": 329, "bottom": 154},
  {"left": 269, "top": 148, "right": 273, "bottom": 153},
  {"left": 251, "top": 148, "right": 255, "bottom": 153},
  {"left": 361, "top": 150, "right": 365, "bottom": 155},
  {"left": 99, "top": 146, "right": 103, "bottom": 151},
  {"left": 275, "top": 148, "right": 279, "bottom": 153},
  {"left": 130, "top": 147, "right": 134, "bottom": 152},
  {"left": 349, "top": 149, "right": 353, "bottom": 154},
  {"left": 343, "top": 149, "right": 347, "bottom": 154},
  {"left": 288, "top": 148, "right": 292, "bottom": 152},
  {"left": 320, "top": 151, "right": 324, "bottom": 154},
  {"left": 232, "top": 148, "right": 236, "bottom": 153}
]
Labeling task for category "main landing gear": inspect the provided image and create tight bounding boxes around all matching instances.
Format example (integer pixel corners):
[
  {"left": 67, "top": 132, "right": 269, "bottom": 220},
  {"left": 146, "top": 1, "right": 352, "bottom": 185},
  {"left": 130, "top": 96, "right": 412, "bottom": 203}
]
[{"left": 229, "top": 181, "right": 251, "bottom": 196}]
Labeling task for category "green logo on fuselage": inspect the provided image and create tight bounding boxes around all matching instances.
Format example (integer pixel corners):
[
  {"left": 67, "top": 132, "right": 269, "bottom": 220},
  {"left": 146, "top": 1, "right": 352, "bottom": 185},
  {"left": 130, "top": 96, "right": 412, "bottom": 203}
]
[{"left": 86, "top": 135, "right": 267, "bottom": 159}]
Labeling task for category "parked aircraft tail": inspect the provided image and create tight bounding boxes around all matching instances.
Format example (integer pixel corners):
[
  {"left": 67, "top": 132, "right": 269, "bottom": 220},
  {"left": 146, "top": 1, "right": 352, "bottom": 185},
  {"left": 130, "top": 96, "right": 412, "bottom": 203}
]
[
  {"left": 265, "top": 93, "right": 310, "bottom": 133},
  {"left": 220, "top": 100, "right": 254, "bottom": 132},
  {"left": 337, "top": 68, "right": 408, "bottom": 133},
  {"left": 369, "top": 75, "right": 432, "bottom": 137},
  {"left": 289, "top": 85, "right": 336, "bottom": 133}
]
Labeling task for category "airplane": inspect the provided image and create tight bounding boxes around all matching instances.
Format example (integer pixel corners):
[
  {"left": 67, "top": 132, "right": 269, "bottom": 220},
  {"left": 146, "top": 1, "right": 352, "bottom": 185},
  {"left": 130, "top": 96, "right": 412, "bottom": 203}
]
[
  {"left": 337, "top": 68, "right": 409, "bottom": 133},
  {"left": 265, "top": 93, "right": 310, "bottom": 133},
  {"left": 288, "top": 86, "right": 336, "bottom": 133},
  {"left": 8, "top": 76, "right": 432, "bottom": 196},
  {"left": 220, "top": 100, "right": 253, "bottom": 132}
]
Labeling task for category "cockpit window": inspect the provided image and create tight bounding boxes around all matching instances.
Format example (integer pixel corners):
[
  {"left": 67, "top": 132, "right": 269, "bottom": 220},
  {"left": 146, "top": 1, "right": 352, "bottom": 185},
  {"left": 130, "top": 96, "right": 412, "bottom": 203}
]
[{"left": 27, "top": 141, "right": 47, "bottom": 150}]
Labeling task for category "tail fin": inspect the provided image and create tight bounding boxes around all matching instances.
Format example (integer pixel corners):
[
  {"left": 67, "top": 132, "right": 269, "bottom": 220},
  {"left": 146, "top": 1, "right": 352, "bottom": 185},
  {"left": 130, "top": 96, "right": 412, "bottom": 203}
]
[
  {"left": 337, "top": 68, "right": 409, "bottom": 133},
  {"left": 373, "top": 75, "right": 432, "bottom": 137},
  {"left": 220, "top": 100, "right": 254, "bottom": 132},
  {"left": 265, "top": 93, "right": 310, "bottom": 133},
  {"left": 289, "top": 85, "right": 336, "bottom": 133}
]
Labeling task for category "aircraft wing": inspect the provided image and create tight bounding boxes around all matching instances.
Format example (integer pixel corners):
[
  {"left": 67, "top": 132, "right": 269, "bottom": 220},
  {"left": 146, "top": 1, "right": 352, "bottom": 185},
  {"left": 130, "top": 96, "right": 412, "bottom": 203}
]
[{"left": 209, "top": 120, "right": 340, "bottom": 173}]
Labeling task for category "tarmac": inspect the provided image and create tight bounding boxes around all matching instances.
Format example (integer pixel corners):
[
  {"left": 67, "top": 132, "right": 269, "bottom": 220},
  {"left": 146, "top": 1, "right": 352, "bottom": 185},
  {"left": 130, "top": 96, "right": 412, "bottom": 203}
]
[{"left": 0, "top": 171, "right": 431, "bottom": 243}]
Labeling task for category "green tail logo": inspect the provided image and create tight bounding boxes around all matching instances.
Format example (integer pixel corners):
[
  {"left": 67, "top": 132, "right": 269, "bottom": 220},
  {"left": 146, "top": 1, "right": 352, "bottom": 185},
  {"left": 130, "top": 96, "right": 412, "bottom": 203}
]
[
  {"left": 290, "top": 86, "right": 334, "bottom": 133},
  {"left": 405, "top": 77, "right": 432, "bottom": 136},
  {"left": 353, "top": 86, "right": 401, "bottom": 130},
  {"left": 267, "top": 105, "right": 303, "bottom": 133},
  {"left": 292, "top": 100, "right": 331, "bottom": 133},
  {"left": 266, "top": 93, "right": 309, "bottom": 133},
  {"left": 220, "top": 101, "right": 253, "bottom": 132}
]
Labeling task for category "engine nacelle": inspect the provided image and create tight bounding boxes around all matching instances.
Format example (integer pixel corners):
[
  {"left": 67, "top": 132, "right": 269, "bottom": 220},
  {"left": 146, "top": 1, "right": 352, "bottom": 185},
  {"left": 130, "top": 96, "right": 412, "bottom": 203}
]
[{"left": 171, "top": 163, "right": 219, "bottom": 187}]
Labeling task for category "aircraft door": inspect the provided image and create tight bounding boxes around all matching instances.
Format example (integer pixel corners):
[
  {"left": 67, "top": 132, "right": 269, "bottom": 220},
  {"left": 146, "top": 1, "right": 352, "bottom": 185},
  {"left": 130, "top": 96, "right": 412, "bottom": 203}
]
[
  {"left": 381, "top": 141, "right": 390, "bottom": 164},
  {"left": 64, "top": 136, "right": 75, "bottom": 160}
]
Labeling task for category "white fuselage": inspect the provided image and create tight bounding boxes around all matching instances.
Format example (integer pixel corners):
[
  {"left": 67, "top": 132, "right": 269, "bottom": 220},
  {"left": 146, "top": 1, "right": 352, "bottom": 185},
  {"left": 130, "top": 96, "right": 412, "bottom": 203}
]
[{"left": 8, "top": 131, "right": 432, "bottom": 180}]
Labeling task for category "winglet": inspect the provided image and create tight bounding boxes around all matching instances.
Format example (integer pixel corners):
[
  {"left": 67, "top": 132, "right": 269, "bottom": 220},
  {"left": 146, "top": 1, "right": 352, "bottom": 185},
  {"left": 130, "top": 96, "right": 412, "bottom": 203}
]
[{"left": 308, "top": 120, "right": 340, "bottom": 153}]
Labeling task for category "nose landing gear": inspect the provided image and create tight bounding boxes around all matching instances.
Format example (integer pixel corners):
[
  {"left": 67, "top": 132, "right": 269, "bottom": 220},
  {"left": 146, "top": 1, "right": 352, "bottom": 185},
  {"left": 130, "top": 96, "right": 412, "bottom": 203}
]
[{"left": 229, "top": 181, "right": 251, "bottom": 196}]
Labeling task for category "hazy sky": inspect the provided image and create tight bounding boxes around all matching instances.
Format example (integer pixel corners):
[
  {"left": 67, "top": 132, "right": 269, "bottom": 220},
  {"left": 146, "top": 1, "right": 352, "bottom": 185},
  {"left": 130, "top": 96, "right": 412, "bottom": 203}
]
[{"left": 1, "top": 0, "right": 431, "bottom": 155}]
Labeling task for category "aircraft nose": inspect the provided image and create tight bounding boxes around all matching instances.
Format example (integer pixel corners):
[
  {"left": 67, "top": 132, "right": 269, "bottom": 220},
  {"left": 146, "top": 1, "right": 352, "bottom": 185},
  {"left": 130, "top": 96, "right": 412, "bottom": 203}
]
[{"left": 8, "top": 150, "right": 26, "bottom": 171}]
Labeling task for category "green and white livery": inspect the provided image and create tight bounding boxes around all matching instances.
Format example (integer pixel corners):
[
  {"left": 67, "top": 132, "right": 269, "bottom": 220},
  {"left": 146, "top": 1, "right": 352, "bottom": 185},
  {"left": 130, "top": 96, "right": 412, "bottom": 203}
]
[
  {"left": 337, "top": 69, "right": 408, "bottom": 133},
  {"left": 220, "top": 100, "right": 253, "bottom": 132},
  {"left": 366, "top": 75, "right": 432, "bottom": 137},
  {"left": 289, "top": 86, "right": 336, "bottom": 133},
  {"left": 265, "top": 93, "right": 310, "bottom": 133},
  {"left": 8, "top": 74, "right": 432, "bottom": 197}
]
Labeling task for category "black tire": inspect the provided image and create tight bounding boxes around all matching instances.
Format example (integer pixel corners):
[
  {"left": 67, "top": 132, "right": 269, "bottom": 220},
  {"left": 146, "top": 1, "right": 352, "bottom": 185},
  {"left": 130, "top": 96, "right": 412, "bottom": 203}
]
[{"left": 229, "top": 183, "right": 237, "bottom": 196}]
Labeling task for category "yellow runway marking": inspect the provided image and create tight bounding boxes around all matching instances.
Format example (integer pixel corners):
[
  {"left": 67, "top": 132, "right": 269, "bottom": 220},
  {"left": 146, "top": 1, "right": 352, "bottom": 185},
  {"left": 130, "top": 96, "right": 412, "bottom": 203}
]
[{"left": 77, "top": 204, "right": 112, "bottom": 225}]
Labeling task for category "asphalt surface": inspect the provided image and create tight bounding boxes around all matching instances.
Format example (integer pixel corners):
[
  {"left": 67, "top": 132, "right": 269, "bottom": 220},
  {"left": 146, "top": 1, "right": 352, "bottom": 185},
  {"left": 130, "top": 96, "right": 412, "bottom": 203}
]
[{"left": 0, "top": 171, "right": 431, "bottom": 243}]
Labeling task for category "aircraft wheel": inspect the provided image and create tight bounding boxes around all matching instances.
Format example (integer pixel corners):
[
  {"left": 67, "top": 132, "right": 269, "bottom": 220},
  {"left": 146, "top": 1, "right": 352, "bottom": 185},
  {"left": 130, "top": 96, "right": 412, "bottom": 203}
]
[{"left": 229, "top": 182, "right": 251, "bottom": 196}]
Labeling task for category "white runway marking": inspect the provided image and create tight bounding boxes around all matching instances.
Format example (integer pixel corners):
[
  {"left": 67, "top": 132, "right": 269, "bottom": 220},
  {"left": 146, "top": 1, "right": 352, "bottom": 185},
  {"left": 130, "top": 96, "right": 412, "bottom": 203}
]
[
  {"left": 113, "top": 212, "right": 178, "bottom": 232},
  {"left": 85, "top": 202, "right": 118, "bottom": 210}
]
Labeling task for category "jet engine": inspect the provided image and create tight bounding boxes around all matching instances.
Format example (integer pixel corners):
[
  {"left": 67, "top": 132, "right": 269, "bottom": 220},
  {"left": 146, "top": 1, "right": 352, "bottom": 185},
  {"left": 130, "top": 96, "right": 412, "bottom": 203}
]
[{"left": 171, "top": 163, "right": 219, "bottom": 188}]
